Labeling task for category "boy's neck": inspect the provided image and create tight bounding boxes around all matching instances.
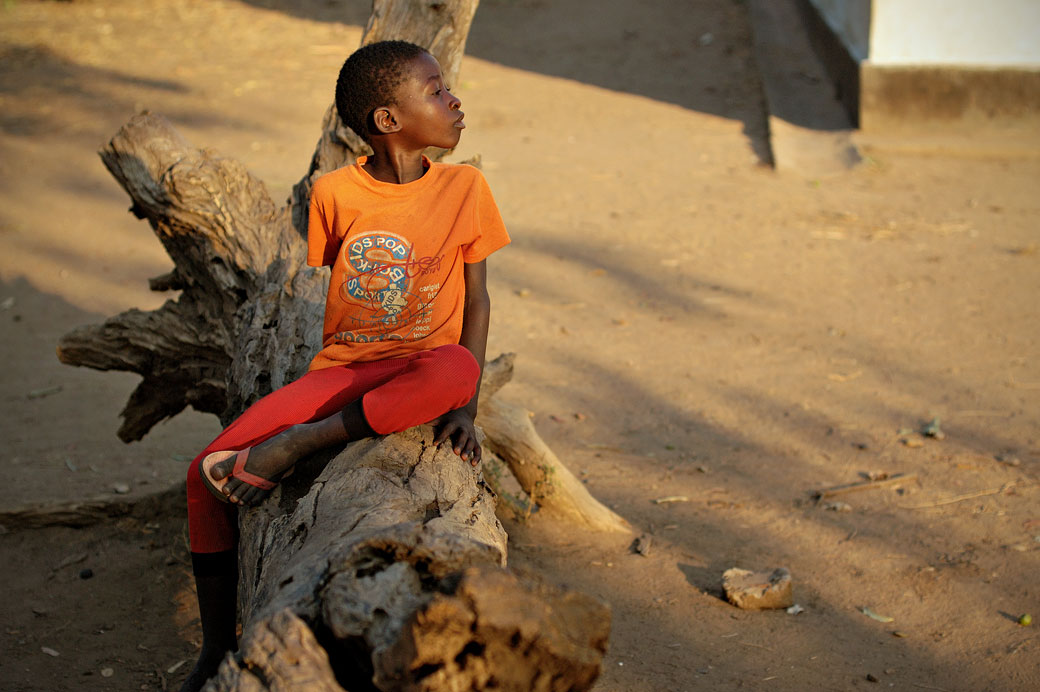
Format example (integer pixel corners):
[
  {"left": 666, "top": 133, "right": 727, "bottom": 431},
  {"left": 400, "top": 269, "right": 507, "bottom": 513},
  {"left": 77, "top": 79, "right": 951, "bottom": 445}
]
[{"left": 362, "top": 148, "right": 428, "bottom": 185}]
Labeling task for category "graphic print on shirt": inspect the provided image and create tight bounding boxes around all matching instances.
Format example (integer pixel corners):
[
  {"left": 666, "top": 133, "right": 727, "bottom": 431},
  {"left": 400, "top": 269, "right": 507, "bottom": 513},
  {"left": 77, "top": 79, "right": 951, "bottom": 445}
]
[{"left": 334, "top": 231, "right": 442, "bottom": 343}]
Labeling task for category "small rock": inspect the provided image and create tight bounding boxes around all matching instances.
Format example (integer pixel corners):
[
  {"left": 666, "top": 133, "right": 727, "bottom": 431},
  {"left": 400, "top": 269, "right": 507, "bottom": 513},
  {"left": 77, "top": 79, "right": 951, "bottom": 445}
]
[
  {"left": 823, "top": 501, "right": 852, "bottom": 512},
  {"left": 866, "top": 673, "right": 879, "bottom": 683},
  {"left": 41, "top": 647, "right": 60, "bottom": 657},
  {"left": 112, "top": 483, "right": 130, "bottom": 494},
  {"left": 79, "top": 568, "right": 94, "bottom": 580},
  {"left": 101, "top": 667, "right": 114, "bottom": 678},
  {"left": 632, "top": 533, "right": 653, "bottom": 557},
  {"left": 922, "top": 418, "right": 945, "bottom": 440},
  {"left": 722, "top": 567, "right": 794, "bottom": 610},
  {"left": 786, "top": 604, "right": 804, "bottom": 615}
]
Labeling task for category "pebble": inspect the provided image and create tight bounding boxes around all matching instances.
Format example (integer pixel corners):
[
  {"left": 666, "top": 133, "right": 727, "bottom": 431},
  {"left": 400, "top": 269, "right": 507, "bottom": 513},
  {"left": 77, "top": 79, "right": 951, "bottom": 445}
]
[
  {"left": 722, "top": 567, "right": 794, "bottom": 610},
  {"left": 632, "top": 533, "right": 653, "bottom": 557},
  {"left": 101, "top": 667, "right": 114, "bottom": 677}
]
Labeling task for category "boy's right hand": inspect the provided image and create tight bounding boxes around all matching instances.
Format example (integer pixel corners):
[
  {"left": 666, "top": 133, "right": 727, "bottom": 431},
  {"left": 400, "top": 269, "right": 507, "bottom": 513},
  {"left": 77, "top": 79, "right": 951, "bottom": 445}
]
[{"left": 432, "top": 408, "right": 481, "bottom": 466}]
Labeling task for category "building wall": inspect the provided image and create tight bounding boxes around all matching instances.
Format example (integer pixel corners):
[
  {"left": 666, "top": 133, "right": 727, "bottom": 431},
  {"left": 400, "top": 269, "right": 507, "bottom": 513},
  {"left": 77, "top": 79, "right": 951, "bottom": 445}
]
[{"left": 808, "top": 0, "right": 1040, "bottom": 67}]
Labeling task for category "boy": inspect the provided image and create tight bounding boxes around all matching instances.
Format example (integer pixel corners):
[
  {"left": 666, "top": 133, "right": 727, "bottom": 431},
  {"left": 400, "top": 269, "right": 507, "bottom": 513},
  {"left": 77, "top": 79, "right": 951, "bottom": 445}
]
[{"left": 179, "top": 40, "right": 509, "bottom": 692}]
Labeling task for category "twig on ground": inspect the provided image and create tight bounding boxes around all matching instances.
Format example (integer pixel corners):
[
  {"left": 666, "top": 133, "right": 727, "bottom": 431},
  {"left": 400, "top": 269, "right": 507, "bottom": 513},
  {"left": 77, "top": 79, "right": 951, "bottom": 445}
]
[
  {"left": 904, "top": 482, "right": 1016, "bottom": 509},
  {"left": 813, "top": 472, "right": 916, "bottom": 500}
]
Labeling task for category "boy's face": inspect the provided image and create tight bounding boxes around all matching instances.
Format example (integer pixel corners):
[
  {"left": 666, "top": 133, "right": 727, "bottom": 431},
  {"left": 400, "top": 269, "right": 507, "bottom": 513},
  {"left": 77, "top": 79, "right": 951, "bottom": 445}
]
[{"left": 389, "top": 52, "right": 465, "bottom": 151}]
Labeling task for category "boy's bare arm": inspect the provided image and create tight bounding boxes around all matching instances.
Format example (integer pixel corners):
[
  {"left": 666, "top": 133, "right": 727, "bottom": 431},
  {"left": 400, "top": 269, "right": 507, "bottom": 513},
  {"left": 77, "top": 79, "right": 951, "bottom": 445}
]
[{"left": 433, "top": 260, "right": 490, "bottom": 463}]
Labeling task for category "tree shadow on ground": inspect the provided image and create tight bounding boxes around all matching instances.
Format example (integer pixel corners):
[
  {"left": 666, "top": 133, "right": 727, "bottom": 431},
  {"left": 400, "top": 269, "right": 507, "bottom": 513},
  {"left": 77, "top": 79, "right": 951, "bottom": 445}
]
[
  {"left": 237, "top": 0, "right": 774, "bottom": 164},
  {"left": 0, "top": 41, "right": 257, "bottom": 140}
]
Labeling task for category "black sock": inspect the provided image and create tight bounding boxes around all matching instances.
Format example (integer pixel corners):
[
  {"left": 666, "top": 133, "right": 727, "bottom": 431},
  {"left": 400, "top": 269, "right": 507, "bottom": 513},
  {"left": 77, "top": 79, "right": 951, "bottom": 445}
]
[{"left": 341, "top": 398, "right": 377, "bottom": 440}]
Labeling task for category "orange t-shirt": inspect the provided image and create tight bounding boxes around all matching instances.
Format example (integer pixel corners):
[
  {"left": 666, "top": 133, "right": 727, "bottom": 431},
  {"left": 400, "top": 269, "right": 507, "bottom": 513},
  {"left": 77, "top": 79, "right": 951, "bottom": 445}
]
[{"left": 306, "top": 157, "right": 510, "bottom": 370}]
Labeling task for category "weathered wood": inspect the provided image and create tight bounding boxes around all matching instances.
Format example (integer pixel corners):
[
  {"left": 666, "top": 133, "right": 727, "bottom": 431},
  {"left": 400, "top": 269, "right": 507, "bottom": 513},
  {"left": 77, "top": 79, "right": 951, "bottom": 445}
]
[
  {"left": 205, "top": 609, "right": 343, "bottom": 691},
  {"left": 0, "top": 485, "right": 185, "bottom": 531},
  {"left": 216, "top": 428, "right": 609, "bottom": 691},
  {"left": 56, "top": 112, "right": 323, "bottom": 440},
  {"left": 479, "top": 397, "right": 632, "bottom": 534}
]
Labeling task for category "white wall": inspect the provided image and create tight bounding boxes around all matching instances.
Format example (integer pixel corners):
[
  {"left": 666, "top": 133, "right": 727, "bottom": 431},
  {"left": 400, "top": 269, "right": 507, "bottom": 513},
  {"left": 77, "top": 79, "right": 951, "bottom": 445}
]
[{"left": 809, "top": 0, "right": 1040, "bottom": 67}]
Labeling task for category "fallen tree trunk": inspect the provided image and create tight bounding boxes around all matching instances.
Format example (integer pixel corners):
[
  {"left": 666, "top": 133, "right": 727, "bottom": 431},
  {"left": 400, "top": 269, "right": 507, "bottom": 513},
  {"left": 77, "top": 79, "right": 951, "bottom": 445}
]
[
  {"left": 56, "top": 1, "right": 626, "bottom": 689},
  {"left": 213, "top": 428, "right": 609, "bottom": 691}
]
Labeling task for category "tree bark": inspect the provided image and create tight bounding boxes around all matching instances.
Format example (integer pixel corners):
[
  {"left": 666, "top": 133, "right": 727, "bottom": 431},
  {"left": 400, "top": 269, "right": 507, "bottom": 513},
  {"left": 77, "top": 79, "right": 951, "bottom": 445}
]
[
  {"left": 56, "top": 2, "right": 624, "bottom": 689},
  {"left": 478, "top": 397, "right": 632, "bottom": 533}
]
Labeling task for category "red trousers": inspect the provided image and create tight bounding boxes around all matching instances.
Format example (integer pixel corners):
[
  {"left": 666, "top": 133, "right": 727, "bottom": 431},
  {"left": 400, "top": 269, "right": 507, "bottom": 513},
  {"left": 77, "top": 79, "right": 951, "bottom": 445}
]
[{"left": 186, "top": 344, "right": 479, "bottom": 554}]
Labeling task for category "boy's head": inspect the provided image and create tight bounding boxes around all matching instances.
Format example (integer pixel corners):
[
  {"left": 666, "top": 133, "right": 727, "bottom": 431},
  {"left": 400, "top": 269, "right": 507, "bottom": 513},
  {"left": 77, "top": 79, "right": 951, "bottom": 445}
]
[{"left": 335, "top": 40, "right": 428, "bottom": 143}]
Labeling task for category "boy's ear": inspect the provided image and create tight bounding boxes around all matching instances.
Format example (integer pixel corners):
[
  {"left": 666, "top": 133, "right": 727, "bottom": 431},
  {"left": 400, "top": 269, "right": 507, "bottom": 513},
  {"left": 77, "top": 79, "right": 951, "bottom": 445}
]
[{"left": 371, "top": 107, "right": 401, "bottom": 135}]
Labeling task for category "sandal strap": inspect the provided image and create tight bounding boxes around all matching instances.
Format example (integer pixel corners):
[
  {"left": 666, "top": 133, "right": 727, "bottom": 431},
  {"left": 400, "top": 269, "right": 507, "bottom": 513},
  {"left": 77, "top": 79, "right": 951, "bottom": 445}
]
[{"left": 231, "top": 448, "right": 278, "bottom": 490}]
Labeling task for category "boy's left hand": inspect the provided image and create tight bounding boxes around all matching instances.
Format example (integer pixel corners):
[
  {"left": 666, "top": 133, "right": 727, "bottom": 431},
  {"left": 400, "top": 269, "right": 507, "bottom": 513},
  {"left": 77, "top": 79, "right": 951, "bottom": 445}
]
[{"left": 432, "top": 408, "right": 481, "bottom": 466}]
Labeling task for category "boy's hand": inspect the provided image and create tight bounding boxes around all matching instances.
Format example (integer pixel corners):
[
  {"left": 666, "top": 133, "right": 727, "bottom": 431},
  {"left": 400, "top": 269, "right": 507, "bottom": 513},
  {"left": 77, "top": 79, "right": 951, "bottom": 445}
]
[{"left": 432, "top": 408, "right": 481, "bottom": 466}]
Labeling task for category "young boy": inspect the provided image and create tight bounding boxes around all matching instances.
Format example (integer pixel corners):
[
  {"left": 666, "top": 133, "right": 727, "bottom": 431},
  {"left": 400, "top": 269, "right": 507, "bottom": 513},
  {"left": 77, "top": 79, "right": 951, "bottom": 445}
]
[{"left": 179, "top": 40, "right": 509, "bottom": 692}]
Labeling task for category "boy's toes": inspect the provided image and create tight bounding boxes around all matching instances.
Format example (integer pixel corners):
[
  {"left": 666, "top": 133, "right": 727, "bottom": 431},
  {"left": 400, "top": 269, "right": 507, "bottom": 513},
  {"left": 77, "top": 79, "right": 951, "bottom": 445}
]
[
  {"left": 222, "top": 478, "right": 244, "bottom": 503},
  {"left": 237, "top": 487, "right": 263, "bottom": 506},
  {"left": 210, "top": 456, "right": 235, "bottom": 481}
]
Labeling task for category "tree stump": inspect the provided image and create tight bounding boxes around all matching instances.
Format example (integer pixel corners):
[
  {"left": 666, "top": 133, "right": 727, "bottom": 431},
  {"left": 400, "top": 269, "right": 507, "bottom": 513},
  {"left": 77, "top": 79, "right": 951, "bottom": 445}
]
[{"left": 56, "top": 2, "right": 626, "bottom": 689}]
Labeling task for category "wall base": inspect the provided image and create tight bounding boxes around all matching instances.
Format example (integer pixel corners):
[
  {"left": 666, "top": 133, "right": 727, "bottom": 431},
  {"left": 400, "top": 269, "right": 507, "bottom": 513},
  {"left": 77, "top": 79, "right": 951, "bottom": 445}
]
[{"left": 860, "top": 64, "right": 1040, "bottom": 133}]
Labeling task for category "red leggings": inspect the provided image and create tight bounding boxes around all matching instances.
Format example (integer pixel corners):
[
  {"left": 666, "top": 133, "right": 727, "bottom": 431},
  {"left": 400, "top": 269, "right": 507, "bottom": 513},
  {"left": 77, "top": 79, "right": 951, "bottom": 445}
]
[{"left": 186, "top": 344, "right": 479, "bottom": 554}]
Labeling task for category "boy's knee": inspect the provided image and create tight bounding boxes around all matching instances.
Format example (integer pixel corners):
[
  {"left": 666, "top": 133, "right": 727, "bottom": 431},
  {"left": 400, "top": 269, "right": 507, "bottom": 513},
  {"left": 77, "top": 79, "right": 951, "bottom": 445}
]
[
  {"left": 436, "top": 343, "right": 480, "bottom": 392},
  {"left": 442, "top": 343, "right": 479, "bottom": 375}
]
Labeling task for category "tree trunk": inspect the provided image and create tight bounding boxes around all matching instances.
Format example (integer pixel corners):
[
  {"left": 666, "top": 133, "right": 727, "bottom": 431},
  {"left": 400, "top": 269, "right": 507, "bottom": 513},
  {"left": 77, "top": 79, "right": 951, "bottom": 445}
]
[
  {"left": 56, "top": 1, "right": 625, "bottom": 689},
  {"left": 210, "top": 427, "right": 609, "bottom": 692}
]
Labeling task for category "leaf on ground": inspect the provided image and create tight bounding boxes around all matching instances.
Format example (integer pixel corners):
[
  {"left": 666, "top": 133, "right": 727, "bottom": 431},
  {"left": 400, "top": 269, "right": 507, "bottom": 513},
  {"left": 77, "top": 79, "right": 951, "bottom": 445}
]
[
  {"left": 652, "top": 495, "right": 689, "bottom": 504},
  {"left": 860, "top": 607, "right": 894, "bottom": 623}
]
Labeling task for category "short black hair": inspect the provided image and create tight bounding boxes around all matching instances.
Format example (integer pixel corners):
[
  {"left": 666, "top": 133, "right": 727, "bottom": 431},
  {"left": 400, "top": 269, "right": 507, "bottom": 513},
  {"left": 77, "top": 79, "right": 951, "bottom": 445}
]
[{"left": 335, "top": 40, "right": 428, "bottom": 143}]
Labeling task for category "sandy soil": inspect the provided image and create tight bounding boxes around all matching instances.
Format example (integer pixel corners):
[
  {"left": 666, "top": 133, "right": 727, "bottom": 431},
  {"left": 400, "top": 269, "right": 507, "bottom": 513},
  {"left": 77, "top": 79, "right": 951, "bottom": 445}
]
[{"left": 1, "top": 1, "right": 1038, "bottom": 690}]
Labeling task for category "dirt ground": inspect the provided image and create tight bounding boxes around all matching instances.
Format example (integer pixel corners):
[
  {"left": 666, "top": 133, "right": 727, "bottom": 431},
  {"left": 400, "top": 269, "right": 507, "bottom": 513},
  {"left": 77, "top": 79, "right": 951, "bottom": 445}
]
[{"left": 1, "top": 1, "right": 1038, "bottom": 690}]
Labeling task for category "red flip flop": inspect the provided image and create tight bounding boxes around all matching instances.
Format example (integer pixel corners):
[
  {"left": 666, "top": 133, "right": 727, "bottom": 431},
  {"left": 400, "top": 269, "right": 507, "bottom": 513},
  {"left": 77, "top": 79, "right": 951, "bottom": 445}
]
[{"left": 199, "top": 448, "right": 277, "bottom": 504}]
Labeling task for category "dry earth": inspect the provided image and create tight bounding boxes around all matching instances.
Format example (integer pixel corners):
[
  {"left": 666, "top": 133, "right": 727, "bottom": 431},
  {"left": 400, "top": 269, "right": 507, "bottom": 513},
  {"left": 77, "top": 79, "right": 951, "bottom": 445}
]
[{"left": 1, "top": 1, "right": 1038, "bottom": 691}]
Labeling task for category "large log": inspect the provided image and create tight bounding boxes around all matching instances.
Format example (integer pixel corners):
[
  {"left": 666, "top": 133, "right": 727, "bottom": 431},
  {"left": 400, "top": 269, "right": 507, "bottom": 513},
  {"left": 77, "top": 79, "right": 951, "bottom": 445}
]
[
  {"left": 209, "top": 428, "right": 608, "bottom": 692},
  {"left": 56, "top": 2, "right": 623, "bottom": 689}
]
